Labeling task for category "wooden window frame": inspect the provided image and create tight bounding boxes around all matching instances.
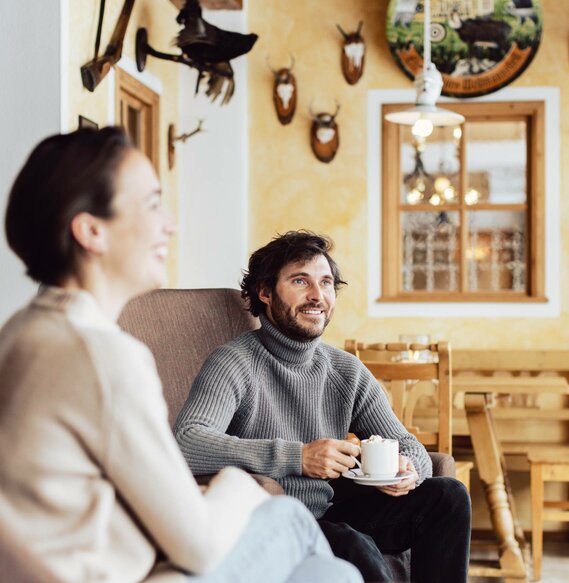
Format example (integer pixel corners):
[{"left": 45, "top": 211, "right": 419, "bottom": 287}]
[
  {"left": 380, "top": 100, "right": 545, "bottom": 303},
  {"left": 115, "top": 68, "right": 160, "bottom": 173}
]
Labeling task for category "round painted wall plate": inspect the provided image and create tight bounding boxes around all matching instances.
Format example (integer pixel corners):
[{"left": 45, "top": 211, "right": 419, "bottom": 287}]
[{"left": 386, "top": 0, "right": 543, "bottom": 98}]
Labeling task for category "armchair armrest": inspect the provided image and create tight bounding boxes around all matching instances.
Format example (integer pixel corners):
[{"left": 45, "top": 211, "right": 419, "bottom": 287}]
[
  {"left": 194, "top": 473, "right": 285, "bottom": 495},
  {"left": 429, "top": 452, "right": 455, "bottom": 478}
]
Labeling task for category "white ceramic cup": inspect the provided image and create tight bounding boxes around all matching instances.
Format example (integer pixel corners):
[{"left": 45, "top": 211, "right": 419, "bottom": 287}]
[{"left": 360, "top": 438, "right": 399, "bottom": 478}]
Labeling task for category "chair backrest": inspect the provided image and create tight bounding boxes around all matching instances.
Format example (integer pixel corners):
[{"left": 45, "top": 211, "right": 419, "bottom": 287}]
[
  {"left": 118, "top": 288, "right": 258, "bottom": 426},
  {"left": 345, "top": 340, "right": 452, "bottom": 455}
]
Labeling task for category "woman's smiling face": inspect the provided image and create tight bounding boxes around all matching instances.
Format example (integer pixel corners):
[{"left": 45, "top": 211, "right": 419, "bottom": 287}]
[{"left": 101, "top": 149, "right": 176, "bottom": 296}]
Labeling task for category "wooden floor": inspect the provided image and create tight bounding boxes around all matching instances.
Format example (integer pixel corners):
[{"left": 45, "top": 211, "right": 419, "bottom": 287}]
[{"left": 469, "top": 540, "right": 569, "bottom": 583}]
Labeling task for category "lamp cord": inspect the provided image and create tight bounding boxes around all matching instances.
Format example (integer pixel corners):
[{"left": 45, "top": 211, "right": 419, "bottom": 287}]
[{"left": 424, "top": 0, "right": 431, "bottom": 72}]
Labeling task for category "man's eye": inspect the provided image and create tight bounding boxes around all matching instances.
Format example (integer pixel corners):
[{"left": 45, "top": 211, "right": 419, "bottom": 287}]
[
  {"left": 321, "top": 279, "right": 333, "bottom": 287},
  {"left": 293, "top": 278, "right": 306, "bottom": 285}
]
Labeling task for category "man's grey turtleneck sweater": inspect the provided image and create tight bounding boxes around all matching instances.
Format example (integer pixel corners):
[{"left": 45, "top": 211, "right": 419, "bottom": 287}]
[{"left": 174, "top": 314, "right": 432, "bottom": 518}]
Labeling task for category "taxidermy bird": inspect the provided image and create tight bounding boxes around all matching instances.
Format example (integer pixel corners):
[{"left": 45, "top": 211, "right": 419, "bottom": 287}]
[{"left": 175, "top": 0, "right": 258, "bottom": 103}]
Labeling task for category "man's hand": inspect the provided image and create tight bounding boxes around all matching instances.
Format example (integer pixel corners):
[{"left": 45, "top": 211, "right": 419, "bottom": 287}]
[
  {"left": 376, "top": 455, "right": 419, "bottom": 497},
  {"left": 302, "top": 438, "right": 360, "bottom": 479}
]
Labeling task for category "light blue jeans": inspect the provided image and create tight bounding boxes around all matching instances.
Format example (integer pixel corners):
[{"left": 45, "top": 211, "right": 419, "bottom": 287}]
[{"left": 188, "top": 497, "right": 363, "bottom": 583}]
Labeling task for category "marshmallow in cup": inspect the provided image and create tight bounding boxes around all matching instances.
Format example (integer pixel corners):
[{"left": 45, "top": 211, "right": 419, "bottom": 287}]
[{"left": 360, "top": 435, "right": 399, "bottom": 478}]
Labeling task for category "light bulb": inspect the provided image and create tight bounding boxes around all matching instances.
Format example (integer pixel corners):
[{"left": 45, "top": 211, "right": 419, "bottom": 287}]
[
  {"left": 453, "top": 127, "right": 462, "bottom": 141},
  {"left": 429, "top": 193, "right": 442, "bottom": 206},
  {"left": 465, "top": 188, "right": 479, "bottom": 205},
  {"left": 443, "top": 186, "right": 456, "bottom": 201},
  {"left": 407, "top": 188, "right": 423, "bottom": 204},
  {"left": 434, "top": 176, "right": 451, "bottom": 193},
  {"left": 411, "top": 118, "right": 434, "bottom": 138}
]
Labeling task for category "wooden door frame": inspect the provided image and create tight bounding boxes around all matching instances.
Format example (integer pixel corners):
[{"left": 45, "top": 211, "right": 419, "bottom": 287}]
[{"left": 115, "top": 67, "right": 160, "bottom": 174}]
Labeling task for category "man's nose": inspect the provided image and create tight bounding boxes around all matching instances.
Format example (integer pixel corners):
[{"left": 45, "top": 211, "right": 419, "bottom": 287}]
[{"left": 307, "top": 283, "right": 324, "bottom": 302}]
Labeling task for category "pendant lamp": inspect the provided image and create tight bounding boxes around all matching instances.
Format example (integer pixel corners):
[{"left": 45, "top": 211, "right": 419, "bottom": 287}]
[{"left": 385, "top": 0, "right": 464, "bottom": 132}]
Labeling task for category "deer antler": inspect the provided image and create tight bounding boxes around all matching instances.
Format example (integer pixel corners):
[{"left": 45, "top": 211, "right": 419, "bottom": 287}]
[
  {"left": 336, "top": 24, "right": 349, "bottom": 40},
  {"left": 331, "top": 101, "right": 341, "bottom": 120},
  {"left": 308, "top": 99, "right": 319, "bottom": 122},
  {"left": 356, "top": 20, "right": 364, "bottom": 36},
  {"left": 288, "top": 53, "right": 295, "bottom": 71},
  {"left": 265, "top": 53, "right": 277, "bottom": 75}
]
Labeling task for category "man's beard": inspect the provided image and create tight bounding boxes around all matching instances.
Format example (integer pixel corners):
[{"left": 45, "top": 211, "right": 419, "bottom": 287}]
[{"left": 270, "top": 291, "right": 331, "bottom": 342}]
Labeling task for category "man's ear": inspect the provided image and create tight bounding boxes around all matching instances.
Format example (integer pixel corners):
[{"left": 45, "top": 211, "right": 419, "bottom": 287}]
[
  {"left": 258, "top": 285, "right": 272, "bottom": 307},
  {"left": 70, "top": 212, "right": 108, "bottom": 256}
]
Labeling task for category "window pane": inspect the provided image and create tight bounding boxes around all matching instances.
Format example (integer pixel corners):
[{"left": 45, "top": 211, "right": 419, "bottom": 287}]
[
  {"left": 465, "top": 121, "right": 527, "bottom": 205},
  {"left": 401, "top": 211, "right": 460, "bottom": 292},
  {"left": 466, "top": 211, "right": 526, "bottom": 292},
  {"left": 400, "top": 125, "right": 461, "bottom": 206},
  {"left": 127, "top": 105, "right": 141, "bottom": 149}
]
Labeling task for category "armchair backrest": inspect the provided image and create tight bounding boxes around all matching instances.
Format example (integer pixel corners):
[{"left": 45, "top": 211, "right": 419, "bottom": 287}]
[
  {"left": 118, "top": 288, "right": 258, "bottom": 426},
  {"left": 345, "top": 340, "right": 452, "bottom": 455}
]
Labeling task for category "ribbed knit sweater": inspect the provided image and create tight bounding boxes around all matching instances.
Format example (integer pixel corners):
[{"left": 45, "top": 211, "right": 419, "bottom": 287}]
[{"left": 174, "top": 314, "right": 432, "bottom": 518}]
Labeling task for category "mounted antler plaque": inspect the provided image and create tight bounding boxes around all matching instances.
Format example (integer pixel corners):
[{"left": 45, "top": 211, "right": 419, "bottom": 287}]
[
  {"left": 309, "top": 101, "right": 340, "bottom": 164},
  {"left": 267, "top": 54, "right": 297, "bottom": 125},
  {"left": 337, "top": 21, "right": 365, "bottom": 85}
]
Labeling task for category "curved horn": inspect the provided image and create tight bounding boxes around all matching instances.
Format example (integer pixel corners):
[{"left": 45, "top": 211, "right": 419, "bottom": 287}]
[
  {"left": 336, "top": 24, "right": 349, "bottom": 40},
  {"left": 356, "top": 20, "right": 364, "bottom": 35},
  {"left": 331, "top": 101, "right": 341, "bottom": 120},
  {"left": 308, "top": 99, "right": 319, "bottom": 122},
  {"left": 288, "top": 53, "right": 295, "bottom": 72},
  {"left": 265, "top": 53, "right": 277, "bottom": 75}
]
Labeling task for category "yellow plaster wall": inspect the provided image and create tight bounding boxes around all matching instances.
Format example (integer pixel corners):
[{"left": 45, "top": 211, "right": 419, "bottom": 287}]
[
  {"left": 67, "top": 0, "right": 181, "bottom": 284},
  {"left": 248, "top": 0, "right": 569, "bottom": 350}
]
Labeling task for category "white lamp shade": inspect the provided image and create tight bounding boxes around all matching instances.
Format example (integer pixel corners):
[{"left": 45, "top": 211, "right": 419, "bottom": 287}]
[{"left": 385, "top": 105, "right": 465, "bottom": 127}]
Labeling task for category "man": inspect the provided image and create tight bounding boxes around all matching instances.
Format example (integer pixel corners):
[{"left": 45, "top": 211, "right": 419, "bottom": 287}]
[{"left": 174, "top": 231, "right": 471, "bottom": 582}]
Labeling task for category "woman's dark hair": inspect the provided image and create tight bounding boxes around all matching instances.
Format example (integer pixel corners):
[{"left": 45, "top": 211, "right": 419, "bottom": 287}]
[
  {"left": 241, "top": 230, "right": 347, "bottom": 317},
  {"left": 5, "top": 127, "right": 132, "bottom": 285}
]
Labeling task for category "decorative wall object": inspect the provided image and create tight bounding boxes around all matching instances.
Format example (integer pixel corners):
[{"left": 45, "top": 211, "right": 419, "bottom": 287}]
[
  {"left": 78, "top": 116, "right": 99, "bottom": 130},
  {"left": 386, "top": 0, "right": 543, "bottom": 98},
  {"left": 136, "top": 0, "right": 258, "bottom": 104},
  {"left": 168, "top": 120, "right": 205, "bottom": 169},
  {"left": 80, "top": 0, "right": 135, "bottom": 92},
  {"left": 309, "top": 102, "right": 340, "bottom": 163},
  {"left": 267, "top": 55, "right": 297, "bottom": 125},
  {"left": 336, "top": 21, "right": 366, "bottom": 85}
]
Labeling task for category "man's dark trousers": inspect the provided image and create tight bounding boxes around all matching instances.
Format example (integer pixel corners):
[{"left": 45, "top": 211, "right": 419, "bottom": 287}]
[{"left": 317, "top": 477, "right": 471, "bottom": 583}]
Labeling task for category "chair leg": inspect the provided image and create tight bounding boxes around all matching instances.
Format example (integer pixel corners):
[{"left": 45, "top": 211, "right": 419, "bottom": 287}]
[{"left": 530, "top": 463, "right": 544, "bottom": 581}]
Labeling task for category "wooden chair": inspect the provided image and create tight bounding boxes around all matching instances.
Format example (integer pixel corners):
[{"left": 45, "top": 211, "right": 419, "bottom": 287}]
[
  {"left": 345, "top": 340, "right": 452, "bottom": 455},
  {"left": 528, "top": 451, "right": 569, "bottom": 581}
]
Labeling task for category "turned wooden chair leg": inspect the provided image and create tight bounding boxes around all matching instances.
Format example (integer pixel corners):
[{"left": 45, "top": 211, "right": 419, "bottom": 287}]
[
  {"left": 530, "top": 462, "right": 544, "bottom": 581},
  {"left": 465, "top": 394, "right": 528, "bottom": 583}
]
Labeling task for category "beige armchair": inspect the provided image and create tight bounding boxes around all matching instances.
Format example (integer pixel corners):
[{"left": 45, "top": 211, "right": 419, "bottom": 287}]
[{"left": 119, "top": 290, "right": 456, "bottom": 582}]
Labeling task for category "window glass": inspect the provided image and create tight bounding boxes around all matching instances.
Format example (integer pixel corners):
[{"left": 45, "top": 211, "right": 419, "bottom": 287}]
[
  {"left": 466, "top": 210, "right": 526, "bottom": 292},
  {"left": 401, "top": 211, "right": 460, "bottom": 292},
  {"left": 400, "top": 125, "right": 461, "bottom": 207},
  {"left": 465, "top": 121, "right": 527, "bottom": 205}
]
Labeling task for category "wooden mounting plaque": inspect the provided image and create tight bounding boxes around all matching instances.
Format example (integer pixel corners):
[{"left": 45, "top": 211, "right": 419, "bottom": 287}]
[{"left": 386, "top": 0, "right": 543, "bottom": 98}]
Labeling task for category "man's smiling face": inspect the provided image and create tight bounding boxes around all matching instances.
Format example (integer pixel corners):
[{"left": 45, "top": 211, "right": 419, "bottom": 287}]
[{"left": 259, "top": 254, "right": 336, "bottom": 342}]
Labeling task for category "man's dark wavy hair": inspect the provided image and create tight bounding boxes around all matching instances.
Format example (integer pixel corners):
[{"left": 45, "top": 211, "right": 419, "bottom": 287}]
[{"left": 240, "top": 230, "right": 347, "bottom": 317}]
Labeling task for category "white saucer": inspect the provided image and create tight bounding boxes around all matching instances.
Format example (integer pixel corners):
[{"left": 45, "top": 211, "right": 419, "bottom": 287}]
[{"left": 341, "top": 469, "right": 413, "bottom": 486}]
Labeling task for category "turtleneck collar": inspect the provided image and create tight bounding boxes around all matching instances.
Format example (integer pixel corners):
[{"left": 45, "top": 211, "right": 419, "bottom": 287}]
[
  {"left": 257, "top": 313, "right": 320, "bottom": 365},
  {"left": 32, "top": 286, "right": 118, "bottom": 331}
]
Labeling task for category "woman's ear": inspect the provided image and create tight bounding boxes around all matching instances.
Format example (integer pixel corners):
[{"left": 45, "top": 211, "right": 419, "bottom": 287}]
[{"left": 70, "top": 213, "right": 108, "bottom": 255}]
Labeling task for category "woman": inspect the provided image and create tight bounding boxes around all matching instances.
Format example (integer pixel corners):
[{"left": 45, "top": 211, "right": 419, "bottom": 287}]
[{"left": 0, "top": 128, "right": 362, "bottom": 583}]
